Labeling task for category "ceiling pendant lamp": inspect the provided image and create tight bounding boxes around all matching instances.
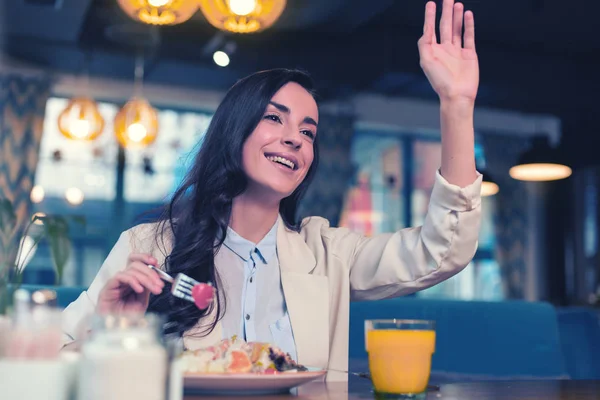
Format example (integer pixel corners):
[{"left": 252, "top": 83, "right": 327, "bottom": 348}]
[
  {"left": 198, "top": 0, "right": 286, "bottom": 34},
  {"left": 116, "top": 0, "right": 199, "bottom": 25},
  {"left": 509, "top": 136, "right": 572, "bottom": 182},
  {"left": 114, "top": 55, "right": 159, "bottom": 148},
  {"left": 57, "top": 97, "right": 105, "bottom": 141},
  {"left": 480, "top": 170, "right": 499, "bottom": 197},
  {"left": 114, "top": 98, "right": 159, "bottom": 148},
  {"left": 57, "top": 58, "right": 104, "bottom": 141}
]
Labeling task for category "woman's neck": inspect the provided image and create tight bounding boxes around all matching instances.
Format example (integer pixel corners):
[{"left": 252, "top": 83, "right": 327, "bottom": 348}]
[{"left": 230, "top": 193, "right": 280, "bottom": 244}]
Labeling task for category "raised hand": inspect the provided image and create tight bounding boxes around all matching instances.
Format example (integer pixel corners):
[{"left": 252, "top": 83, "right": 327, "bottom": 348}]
[{"left": 418, "top": 0, "right": 479, "bottom": 103}]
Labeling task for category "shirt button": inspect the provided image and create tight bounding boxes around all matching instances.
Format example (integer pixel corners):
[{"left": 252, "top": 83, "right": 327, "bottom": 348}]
[
  {"left": 245, "top": 314, "right": 250, "bottom": 320},
  {"left": 250, "top": 277, "right": 253, "bottom": 283}
]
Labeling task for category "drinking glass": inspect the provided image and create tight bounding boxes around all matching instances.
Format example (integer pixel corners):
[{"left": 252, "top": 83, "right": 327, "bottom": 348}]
[{"left": 365, "top": 319, "right": 436, "bottom": 398}]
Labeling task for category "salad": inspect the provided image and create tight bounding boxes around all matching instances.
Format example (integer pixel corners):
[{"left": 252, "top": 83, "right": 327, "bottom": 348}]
[{"left": 179, "top": 336, "right": 308, "bottom": 374}]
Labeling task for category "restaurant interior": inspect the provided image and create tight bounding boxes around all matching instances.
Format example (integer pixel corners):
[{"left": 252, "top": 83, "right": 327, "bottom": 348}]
[{"left": 2, "top": 0, "right": 600, "bottom": 399}]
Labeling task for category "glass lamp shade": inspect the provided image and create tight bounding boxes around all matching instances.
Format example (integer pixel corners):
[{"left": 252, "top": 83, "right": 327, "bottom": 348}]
[
  {"left": 57, "top": 97, "right": 105, "bottom": 141},
  {"left": 509, "top": 136, "right": 572, "bottom": 182},
  {"left": 117, "top": 0, "right": 199, "bottom": 25},
  {"left": 114, "top": 97, "right": 159, "bottom": 148},
  {"left": 198, "top": 0, "right": 286, "bottom": 33}
]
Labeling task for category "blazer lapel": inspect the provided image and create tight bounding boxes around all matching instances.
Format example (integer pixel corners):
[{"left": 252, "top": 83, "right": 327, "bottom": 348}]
[{"left": 277, "top": 218, "right": 330, "bottom": 369}]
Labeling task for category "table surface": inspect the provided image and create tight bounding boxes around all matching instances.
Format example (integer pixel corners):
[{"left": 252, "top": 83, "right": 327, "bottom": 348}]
[{"left": 183, "top": 378, "right": 600, "bottom": 400}]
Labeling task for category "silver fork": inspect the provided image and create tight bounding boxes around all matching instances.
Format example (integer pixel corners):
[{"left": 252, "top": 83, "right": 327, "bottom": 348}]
[{"left": 147, "top": 264, "right": 210, "bottom": 303}]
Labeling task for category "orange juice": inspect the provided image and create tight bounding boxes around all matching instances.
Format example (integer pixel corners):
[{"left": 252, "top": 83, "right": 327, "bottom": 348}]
[{"left": 366, "top": 329, "right": 436, "bottom": 394}]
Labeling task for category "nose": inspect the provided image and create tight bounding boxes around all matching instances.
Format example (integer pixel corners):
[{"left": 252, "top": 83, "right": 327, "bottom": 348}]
[{"left": 281, "top": 129, "right": 302, "bottom": 150}]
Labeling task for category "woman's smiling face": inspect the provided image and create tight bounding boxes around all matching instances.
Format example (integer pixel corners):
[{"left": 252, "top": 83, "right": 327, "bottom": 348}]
[{"left": 241, "top": 82, "right": 319, "bottom": 201}]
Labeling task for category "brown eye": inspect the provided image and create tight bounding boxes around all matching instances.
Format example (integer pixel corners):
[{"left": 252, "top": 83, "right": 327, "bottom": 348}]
[
  {"left": 264, "top": 114, "right": 282, "bottom": 123},
  {"left": 301, "top": 130, "right": 315, "bottom": 139}
]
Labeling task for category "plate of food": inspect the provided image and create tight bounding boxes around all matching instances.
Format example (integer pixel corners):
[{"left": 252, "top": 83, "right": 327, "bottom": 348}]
[{"left": 176, "top": 336, "right": 326, "bottom": 395}]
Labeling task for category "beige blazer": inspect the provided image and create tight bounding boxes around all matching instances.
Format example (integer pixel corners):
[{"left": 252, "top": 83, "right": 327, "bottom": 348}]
[{"left": 62, "top": 171, "right": 482, "bottom": 381}]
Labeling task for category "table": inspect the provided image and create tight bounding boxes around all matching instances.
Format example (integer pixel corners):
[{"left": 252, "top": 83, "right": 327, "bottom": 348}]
[{"left": 184, "top": 379, "right": 600, "bottom": 399}]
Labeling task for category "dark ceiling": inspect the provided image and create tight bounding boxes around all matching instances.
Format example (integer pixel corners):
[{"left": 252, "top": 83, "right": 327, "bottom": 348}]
[{"left": 2, "top": 0, "right": 599, "bottom": 165}]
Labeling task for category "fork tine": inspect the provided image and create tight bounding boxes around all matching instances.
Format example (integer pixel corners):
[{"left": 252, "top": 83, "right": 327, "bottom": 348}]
[
  {"left": 178, "top": 274, "right": 200, "bottom": 286},
  {"left": 172, "top": 290, "right": 194, "bottom": 302},
  {"left": 172, "top": 284, "right": 192, "bottom": 294},
  {"left": 175, "top": 281, "right": 195, "bottom": 294},
  {"left": 176, "top": 274, "right": 200, "bottom": 287},
  {"left": 169, "top": 272, "right": 215, "bottom": 306}
]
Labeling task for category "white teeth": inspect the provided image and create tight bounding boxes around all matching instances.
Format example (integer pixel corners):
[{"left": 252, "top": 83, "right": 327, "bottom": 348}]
[{"left": 266, "top": 156, "right": 296, "bottom": 170}]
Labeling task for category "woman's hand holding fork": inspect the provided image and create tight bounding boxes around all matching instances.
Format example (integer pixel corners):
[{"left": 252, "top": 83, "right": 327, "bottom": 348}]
[{"left": 96, "top": 253, "right": 164, "bottom": 314}]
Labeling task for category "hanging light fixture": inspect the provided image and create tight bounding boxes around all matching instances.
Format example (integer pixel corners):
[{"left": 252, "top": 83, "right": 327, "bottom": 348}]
[
  {"left": 198, "top": 0, "right": 286, "bottom": 34},
  {"left": 480, "top": 170, "right": 499, "bottom": 197},
  {"left": 117, "top": 0, "right": 199, "bottom": 25},
  {"left": 509, "top": 136, "right": 572, "bottom": 182},
  {"left": 57, "top": 97, "right": 105, "bottom": 141},
  {"left": 114, "top": 54, "right": 159, "bottom": 148},
  {"left": 57, "top": 55, "right": 105, "bottom": 141},
  {"left": 114, "top": 98, "right": 159, "bottom": 148}
]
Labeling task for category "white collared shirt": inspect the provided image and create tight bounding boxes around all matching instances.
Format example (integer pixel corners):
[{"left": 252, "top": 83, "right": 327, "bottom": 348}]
[{"left": 215, "top": 218, "right": 298, "bottom": 361}]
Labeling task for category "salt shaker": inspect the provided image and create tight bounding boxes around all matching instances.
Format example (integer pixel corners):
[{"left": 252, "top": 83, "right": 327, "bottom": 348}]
[{"left": 77, "top": 313, "right": 168, "bottom": 400}]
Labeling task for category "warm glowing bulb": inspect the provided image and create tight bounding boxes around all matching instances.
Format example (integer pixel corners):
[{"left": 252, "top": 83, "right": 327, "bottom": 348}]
[
  {"left": 148, "top": 0, "right": 170, "bottom": 6},
  {"left": 228, "top": 0, "right": 257, "bottom": 16},
  {"left": 30, "top": 185, "right": 45, "bottom": 203},
  {"left": 69, "top": 119, "right": 91, "bottom": 139},
  {"left": 65, "top": 187, "right": 84, "bottom": 205},
  {"left": 127, "top": 122, "right": 148, "bottom": 142},
  {"left": 57, "top": 97, "right": 104, "bottom": 141},
  {"left": 481, "top": 181, "right": 499, "bottom": 197},
  {"left": 509, "top": 163, "right": 572, "bottom": 181},
  {"left": 213, "top": 51, "right": 230, "bottom": 67}
]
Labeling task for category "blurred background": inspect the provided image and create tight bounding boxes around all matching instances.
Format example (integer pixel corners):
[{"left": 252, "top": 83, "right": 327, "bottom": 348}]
[{"left": 1, "top": 0, "right": 599, "bottom": 307}]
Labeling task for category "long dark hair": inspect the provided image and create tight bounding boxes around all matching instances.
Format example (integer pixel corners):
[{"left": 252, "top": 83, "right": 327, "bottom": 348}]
[{"left": 147, "top": 69, "right": 320, "bottom": 337}]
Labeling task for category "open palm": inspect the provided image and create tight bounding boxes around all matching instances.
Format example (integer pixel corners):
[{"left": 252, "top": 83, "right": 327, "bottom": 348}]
[{"left": 418, "top": 0, "right": 479, "bottom": 102}]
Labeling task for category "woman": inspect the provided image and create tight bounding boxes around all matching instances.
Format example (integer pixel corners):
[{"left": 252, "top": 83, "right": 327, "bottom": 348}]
[{"left": 62, "top": 0, "right": 481, "bottom": 381}]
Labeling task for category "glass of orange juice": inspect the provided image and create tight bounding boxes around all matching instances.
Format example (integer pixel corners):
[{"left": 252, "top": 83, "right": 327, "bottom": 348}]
[{"left": 365, "top": 319, "right": 436, "bottom": 398}]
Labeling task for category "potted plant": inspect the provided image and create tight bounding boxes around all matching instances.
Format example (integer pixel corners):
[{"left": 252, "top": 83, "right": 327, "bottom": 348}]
[{"left": 0, "top": 196, "right": 83, "bottom": 314}]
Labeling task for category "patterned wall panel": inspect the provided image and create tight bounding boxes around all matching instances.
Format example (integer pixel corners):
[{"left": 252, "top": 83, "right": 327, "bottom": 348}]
[{"left": 0, "top": 73, "right": 51, "bottom": 233}]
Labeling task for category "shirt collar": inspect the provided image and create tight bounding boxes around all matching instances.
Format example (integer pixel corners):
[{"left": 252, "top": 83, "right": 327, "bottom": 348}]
[{"left": 222, "top": 216, "right": 279, "bottom": 264}]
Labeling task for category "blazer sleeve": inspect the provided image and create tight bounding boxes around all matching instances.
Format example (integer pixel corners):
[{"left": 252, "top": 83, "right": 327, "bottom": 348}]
[
  {"left": 61, "top": 230, "right": 132, "bottom": 346},
  {"left": 339, "top": 170, "right": 482, "bottom": 301}
]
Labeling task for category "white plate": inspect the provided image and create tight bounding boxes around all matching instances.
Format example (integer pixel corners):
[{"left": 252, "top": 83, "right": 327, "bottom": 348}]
[{"left": 183, "top": 367, "right": 326, "bottom": 395}]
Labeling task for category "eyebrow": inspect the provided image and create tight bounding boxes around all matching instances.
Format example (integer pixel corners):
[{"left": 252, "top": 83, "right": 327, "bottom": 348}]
[{"left": 269, "top": 101, "right": 318, "bottom": 127}]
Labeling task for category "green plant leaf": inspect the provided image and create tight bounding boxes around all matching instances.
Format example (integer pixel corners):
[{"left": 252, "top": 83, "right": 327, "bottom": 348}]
[
  {"left": 42, "top": 217, "right": 71, "bottom": 285},
  {"left": 49, "top": 234, "right": 71, "bottom": 285},
  {"left": 0, "top": 196, "right": 80, "bottom": 289}
]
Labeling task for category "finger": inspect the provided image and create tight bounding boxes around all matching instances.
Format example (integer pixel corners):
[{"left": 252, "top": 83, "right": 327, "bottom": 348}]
[
  {"left": 421, "top": 1, "right": 437, "bottom": 44},
  {"left": 452, "top": 2, "right": 464, "bottom": 47},
  {"left": 440, "top": 0, "right": 454, "bottom": 44},
  {"left": 128, "top": 253, "right": 158, "bottom": 267},
  {"left": 463, "top": 10, "right": 476, "bottom": 50},
  {"left": 114, "top": 272, "right": 145, "bottom": 294},
  {"left": 129, "top": 262, "right": 165, "bottom": 288},
  {"left": 123, "top": 269, "right": 163, "bottom": 295}
]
